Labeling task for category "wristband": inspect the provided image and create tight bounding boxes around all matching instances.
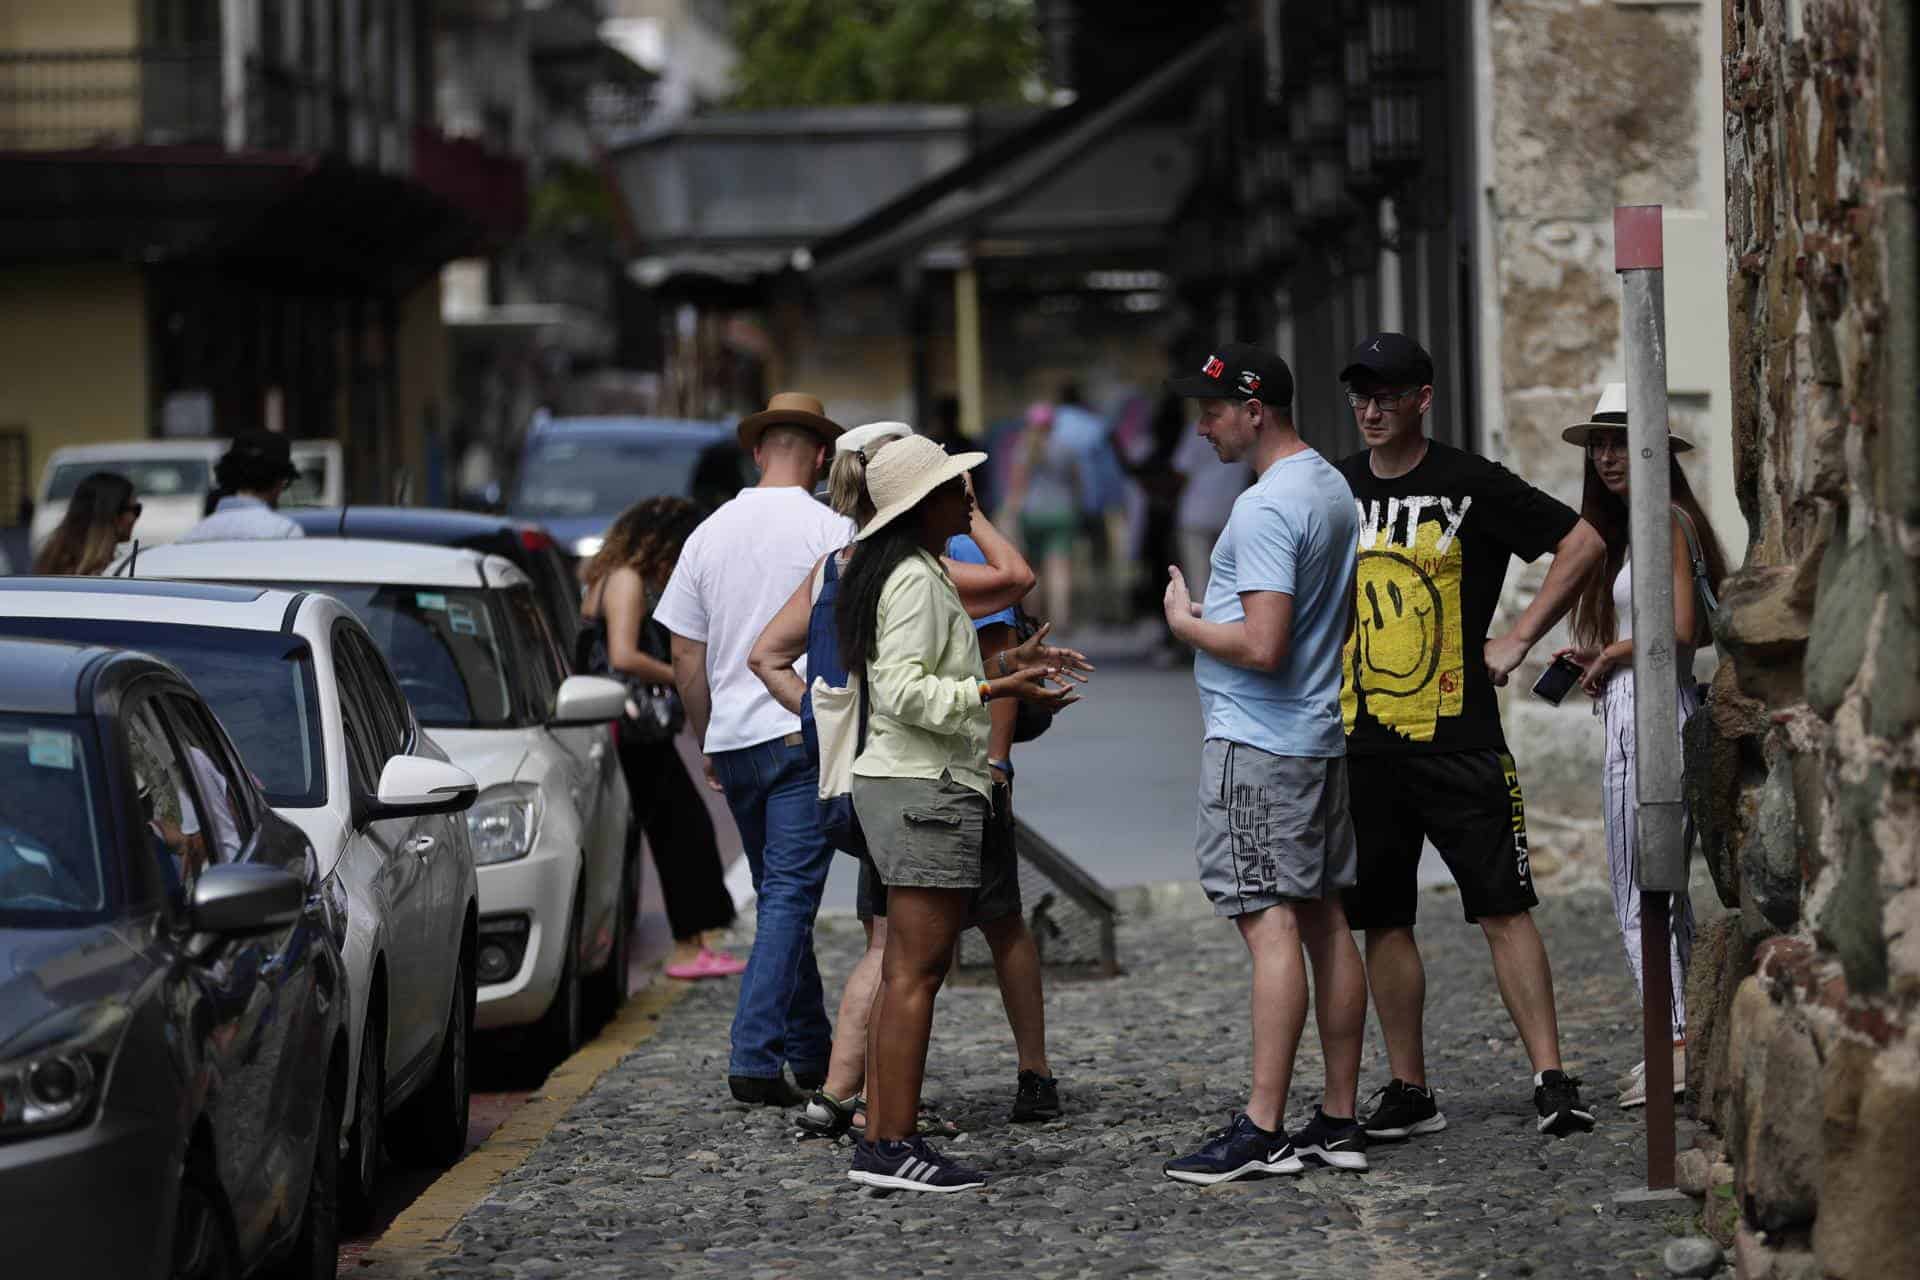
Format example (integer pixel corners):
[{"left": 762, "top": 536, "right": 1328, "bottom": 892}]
[{"left": 987, "top": 758, "right": 1014, "bottom": 782}]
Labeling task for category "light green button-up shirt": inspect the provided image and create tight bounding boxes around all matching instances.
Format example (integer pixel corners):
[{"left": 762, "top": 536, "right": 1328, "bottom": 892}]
[{"left": 852, "top": 548, "right": 992, "bottom": 799}]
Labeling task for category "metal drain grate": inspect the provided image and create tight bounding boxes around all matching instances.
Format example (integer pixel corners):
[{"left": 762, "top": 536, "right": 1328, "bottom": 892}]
[{"left": 956, "top": 816, "right": 1118, "bottom": 977}]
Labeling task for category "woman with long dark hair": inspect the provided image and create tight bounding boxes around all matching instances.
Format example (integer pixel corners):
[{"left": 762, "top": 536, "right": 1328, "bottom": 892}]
[
  {"left": 836, "top": 436, "right": 1076, "bottom": 1192},
  {"left": 33, "top": 471, "right": 139, "bottom": 575},
  {"left": 1552, "top": 384, "right": 1729, "bottom": 1109},
  {"left": 580, "top": 496, "right": 744, "bottom": 980}
]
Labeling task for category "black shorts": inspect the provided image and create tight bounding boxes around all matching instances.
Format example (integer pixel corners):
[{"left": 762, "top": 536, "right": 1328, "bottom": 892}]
[
  {"left": 1341, "top": 750, "right": 1538, "bottom": 928},
  {"left": 857, "top": 781, "right": 1021, "bottom": 927}
]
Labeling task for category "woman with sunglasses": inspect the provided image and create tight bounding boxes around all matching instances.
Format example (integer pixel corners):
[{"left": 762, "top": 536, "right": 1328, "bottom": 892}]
[
  {"left": 834, "top": 436, "right": 1077, "bottom": 1192},
  {"left": 33, "top": 471, "right": 141, "bottom": 575},
  {"left": 1552, "top": 383, "right": 1729, "bottom": 1109}
]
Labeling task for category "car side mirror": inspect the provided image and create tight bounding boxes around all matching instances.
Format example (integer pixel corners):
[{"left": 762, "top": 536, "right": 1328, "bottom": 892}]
[
  {"left": 370, "top": 755, "right": 478, "bottom": 820},
  {"left": 189, "top": 863, "right": 306, "bottom": 936},
  {"left": 551, "top": 674, "right": 626, "bottom": 726}
]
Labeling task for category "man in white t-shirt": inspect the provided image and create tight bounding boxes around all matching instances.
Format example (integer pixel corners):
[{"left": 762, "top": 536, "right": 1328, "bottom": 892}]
[{"left": 654, "top": 391, "right": 856, "bottom": 1107}]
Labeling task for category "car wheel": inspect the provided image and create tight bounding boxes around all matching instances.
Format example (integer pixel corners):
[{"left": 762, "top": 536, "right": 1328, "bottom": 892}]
[
  {"left": 171, "top": 1150, "right": 239, "bottom": 1280},
  {"left": 262, "top": 1087, "right": 339, "bottom": 1280},
  {"left": 388, "top": 957, "right": 472, "bottom": 1168},
  {"left": 587, "top": 859, "right": 633, "bottom": 1025},
  {"left": 536, "top": 891, "right": 583, "bottom": 1069},
  {"left": 340, "top": 1015, "right": 383, "bottom": 1231}
]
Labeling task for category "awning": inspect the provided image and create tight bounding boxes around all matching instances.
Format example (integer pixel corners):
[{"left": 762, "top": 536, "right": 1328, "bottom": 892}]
[{"left": 804, "top": 27, "right": 1236, "bottom": 289}]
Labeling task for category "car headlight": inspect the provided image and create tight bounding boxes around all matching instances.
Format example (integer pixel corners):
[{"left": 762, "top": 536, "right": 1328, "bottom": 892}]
[
  {"left": 466, "top": 784, "right": 540, "bottom": 865},
  {"left": 0, "top": 1006, "right": 126, "bottom": 1141}
]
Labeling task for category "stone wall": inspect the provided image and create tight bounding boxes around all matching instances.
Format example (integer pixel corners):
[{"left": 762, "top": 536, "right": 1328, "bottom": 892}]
[
  {"left": 1487, "top": 0, "right": 1714, "bottom": 877},
  {"left": 1687, "top": 2, "right": 1918, "bottom": 1276}
]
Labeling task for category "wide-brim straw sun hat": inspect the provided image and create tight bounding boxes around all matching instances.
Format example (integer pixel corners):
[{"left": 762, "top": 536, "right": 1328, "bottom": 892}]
[
  {"left": 835, "top": 421, "right": 914, "bottom": 457},
  {"left": 857, "top": 435, "right": 987, "bottom": 541},
  {"left": 1561, "top": 382, "right": 1694, "bottom": 452},
  {"left": 736, "top": 391, "right": 844, "bottom": 451}
]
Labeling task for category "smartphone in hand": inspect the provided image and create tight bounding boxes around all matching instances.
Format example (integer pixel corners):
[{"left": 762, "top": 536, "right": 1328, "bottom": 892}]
[{"left": 1531, "top": 655, "right": 1584, "bottom": 705}]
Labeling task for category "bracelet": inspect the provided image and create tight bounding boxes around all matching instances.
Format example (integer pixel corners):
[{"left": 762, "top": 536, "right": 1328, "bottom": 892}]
[{"left": 997, "top": 651, "right": 1011, "bottom": 676}]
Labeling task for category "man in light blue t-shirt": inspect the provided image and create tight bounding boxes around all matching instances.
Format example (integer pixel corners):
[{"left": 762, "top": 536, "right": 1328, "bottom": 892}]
[{"left": 1156, "top": 343, "right": 1371, "bottom": 1187}]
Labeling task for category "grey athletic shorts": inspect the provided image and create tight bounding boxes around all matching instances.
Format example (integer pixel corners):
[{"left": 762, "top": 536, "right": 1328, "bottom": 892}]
[
  {"left": 1194, "top": 739, "right": 1357, "bottom": 918},
  {"left": 852, "top": 774, "right": 988, "bottom": 891}
]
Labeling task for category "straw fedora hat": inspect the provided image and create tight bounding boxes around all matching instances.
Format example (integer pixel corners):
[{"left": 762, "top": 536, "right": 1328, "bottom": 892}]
[
  {"left": 857, "top": 435, "right": 987, "bottom": 541},
  {"left": 1561, "top": 382, "right": 1694, "bottom": 452},
  {"left": 736, "top": 391, "right": 844, "bottom": 451},
  {"left": 835, "top": 421, "right": 913, "bottom": 457}
]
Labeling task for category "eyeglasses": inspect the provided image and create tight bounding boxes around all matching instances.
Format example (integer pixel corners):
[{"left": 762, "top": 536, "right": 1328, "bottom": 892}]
[
  {"left": 1585, "top": 436, "right": 1630, "bottom": 458},
  {"left": 1346, "top": 388, "right": 1420, "bottom": 412}
]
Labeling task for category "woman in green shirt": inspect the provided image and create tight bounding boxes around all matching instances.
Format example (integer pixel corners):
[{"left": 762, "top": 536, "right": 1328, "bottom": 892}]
[{"left": 837, "top": 436, "right": 1077, "bottom": 1192}]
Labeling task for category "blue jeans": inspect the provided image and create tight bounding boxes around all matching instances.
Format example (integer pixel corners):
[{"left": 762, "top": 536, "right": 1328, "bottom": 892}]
[{"left": 711, "top": 736, "right": 834, "bottom": 1080}]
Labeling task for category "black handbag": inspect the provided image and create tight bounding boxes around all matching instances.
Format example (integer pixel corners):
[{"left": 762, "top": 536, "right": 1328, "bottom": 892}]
[{"left": 578, "top": 614, "right": 684, "bottom": 745}]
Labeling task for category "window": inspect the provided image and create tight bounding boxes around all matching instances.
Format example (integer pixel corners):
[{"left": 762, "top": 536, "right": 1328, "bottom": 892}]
[
  {"left": 162, "top": 695, "right": 254, "bottom": 863},
  {"left": 337, "top": 624, "right": 411, "bottom": 760},
  {"left": 332, "top": 653, "right": 383, "bottom": 794},
  {"left": 126, "top": 698, "right": 211, "bottom": 901},
  {"left": 502, "top": 586, "right": 563, "bottom": 718},
  {"left": 0, "top": 714, "right": 108, "bottom": 922}
]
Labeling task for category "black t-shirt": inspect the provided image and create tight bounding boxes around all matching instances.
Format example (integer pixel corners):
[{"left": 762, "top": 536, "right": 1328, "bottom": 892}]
[{"left": 1335, "top": 441, "right": 1579, "bottom": 755}]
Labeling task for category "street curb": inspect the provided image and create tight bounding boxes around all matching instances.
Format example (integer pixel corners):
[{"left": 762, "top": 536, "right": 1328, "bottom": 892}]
[{"left": 349, "top": 976, "right": 693, "bottom": 1276}]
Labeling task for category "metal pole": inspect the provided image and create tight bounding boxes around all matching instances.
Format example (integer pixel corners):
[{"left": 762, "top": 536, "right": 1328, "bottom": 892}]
[{"left": 1615, "top": 204, "right": 1682, "bottom": 1191}]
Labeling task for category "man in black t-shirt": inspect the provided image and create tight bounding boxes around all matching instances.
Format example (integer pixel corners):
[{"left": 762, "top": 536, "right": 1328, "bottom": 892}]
[{"left": 1334, "top": 333, "right": 1606, "bottom": 1139}]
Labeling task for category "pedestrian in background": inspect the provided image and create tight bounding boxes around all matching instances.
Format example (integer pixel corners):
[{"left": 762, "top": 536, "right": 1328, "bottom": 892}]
[
  {"left": 836, "top": 436, "right": 1077, "bottom": 1192},
  {"left": 1334, "top": 332, "right": 1607, "bottom": 1140},
  {"left": 1002, "top": 402, "right": 1079, "bottom": 635},
  {"left": 578, "top": 495, "right": 744, "bottom": 983},
  {"left": 33, "top": 471, "right": 140, "bottom": 575},
  {"left": 178, "top": 431, "right": 306, "bottom": 542},
  {"left": 1158, "top": 344, "right": 1371, "bottom": 1185},
  {"left": 1171, "top": 397, "right": 1253, "bottom": 604},
  {"left": 1554, "top": 383, "right": 1729, "bottom": 1109},
  {"left": 654, "top": 391, "right": 854, "bottom": 1107}
]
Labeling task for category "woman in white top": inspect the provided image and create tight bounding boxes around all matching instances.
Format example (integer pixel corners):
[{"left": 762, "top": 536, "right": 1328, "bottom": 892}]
[{"left": 1553, "top": 384, "right": 1729, "bottom": 1109}]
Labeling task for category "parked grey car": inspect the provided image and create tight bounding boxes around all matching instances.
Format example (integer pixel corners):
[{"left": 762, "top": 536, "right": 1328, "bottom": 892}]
[{"left": 0, "top": 638, "right": 348, "bottom": 1279}]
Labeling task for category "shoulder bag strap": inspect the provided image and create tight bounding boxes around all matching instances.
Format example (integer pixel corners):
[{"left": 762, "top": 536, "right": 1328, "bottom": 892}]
[{"left": 1671, "top": 506, "right": 1719, "bottom": 616}]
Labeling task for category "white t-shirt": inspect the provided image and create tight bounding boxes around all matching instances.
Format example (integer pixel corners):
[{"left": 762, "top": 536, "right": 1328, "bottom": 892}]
[
  {"left": 652, "top": 486, "right": 857, "bottom": 754},
  {"left": 1174, "top": 429, "right": 1252, "bottom": 533}
]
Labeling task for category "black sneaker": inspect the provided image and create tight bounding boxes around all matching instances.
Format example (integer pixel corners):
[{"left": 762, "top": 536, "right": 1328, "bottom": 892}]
[
  {"left": 1292, "top": 1108, "right": 1369, "bottom": 1171},
  {"left": 1362, "top": 1079, "right": 1448, "bottom": 1140},
  {"left": 1162, "top": 1113, "right": 1303, "bottom": 1185},
  {"left": 848, "top": 1136, "right": 987, "bottom": 1192},
  {"left": 796, "top": 1089, "right": 857, "bottom": 1138},
  {"left": 729, "top": 1074, "right": 806, "bottom": 1107},
  {"left": 1534, "top": 1070, "right": 1596, "bottom": 1136},
  {"left": 1011, "top": 1070, "right": 1062, "bottom": 1123}
]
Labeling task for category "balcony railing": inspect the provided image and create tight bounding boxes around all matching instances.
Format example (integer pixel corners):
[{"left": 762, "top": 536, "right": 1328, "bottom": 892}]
[{"left": 0, "top": 48, "right": 412, "bottom": 167}]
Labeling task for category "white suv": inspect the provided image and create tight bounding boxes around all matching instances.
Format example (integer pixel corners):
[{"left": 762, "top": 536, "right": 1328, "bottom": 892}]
[
  {"left": 125, "top": 540, "right": 635, "bottom": 1065},
  {"left": 0, "top": 577, "right": 480, "bottom": 1227}
]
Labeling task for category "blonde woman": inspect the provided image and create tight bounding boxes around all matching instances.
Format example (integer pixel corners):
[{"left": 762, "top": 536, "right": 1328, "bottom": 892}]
[{"left": 33, "top": 472, "right": 140, "bottom": 575}]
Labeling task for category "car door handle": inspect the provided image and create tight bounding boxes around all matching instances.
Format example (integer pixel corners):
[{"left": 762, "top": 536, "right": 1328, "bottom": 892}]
[{"left": 405, "top": 834, "right": 436, "bottom": 858}]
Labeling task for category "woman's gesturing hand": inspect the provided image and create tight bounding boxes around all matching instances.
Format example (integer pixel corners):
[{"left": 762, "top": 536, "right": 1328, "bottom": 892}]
[
  {"left": 990, "top": 665, "right": 1082, "bottom": 711},
  {"left": 992, "top": 620, "right": 1094, "bottom": 684}
]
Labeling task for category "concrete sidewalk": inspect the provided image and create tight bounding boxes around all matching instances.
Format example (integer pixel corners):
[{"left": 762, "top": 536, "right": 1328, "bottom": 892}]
[{"left": 364, "top": 876, "right": 1700, "bottom": 1279}]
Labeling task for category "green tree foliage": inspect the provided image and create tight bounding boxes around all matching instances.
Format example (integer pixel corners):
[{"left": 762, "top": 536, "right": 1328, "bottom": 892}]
[{"left": 729, "top": 0, "right": 1043, "bottom": 108}]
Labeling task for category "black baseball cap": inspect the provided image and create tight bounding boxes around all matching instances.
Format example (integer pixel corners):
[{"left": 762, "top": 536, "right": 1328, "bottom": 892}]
[
  {"left": 1165, "top": 342, "right": 1294, "bottom": 408},
  {"left": 1339, "top": 332, "right": 1435, "bottom": 387},
  {"left": 217, "top": 431, "right": 302, "bottom": 486}
]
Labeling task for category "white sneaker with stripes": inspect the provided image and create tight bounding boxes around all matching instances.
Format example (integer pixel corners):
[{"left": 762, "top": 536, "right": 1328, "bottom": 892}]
[{"left": 848, "top": 1136, "right": 987, "bottom": 1192}]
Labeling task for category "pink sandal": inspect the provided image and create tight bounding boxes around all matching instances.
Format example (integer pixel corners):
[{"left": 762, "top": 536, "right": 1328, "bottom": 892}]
[{"left": 666, "top": 948, "right": 747, "bottom": 980}]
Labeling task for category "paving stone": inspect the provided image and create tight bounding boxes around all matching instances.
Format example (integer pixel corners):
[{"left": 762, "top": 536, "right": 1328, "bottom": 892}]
[{"left": 425, "top": 886, "right": 1675, "bottom": 1277}]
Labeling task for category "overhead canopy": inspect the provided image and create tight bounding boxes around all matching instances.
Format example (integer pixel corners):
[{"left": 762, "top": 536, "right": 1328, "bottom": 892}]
[{"left": 804, "top": 27, "right": 1235, "bottom": 289}]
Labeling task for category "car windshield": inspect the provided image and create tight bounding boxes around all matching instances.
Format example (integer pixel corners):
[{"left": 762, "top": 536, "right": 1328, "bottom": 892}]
[
  {"left": 278, "top": 583, "right": 514, "bottom": 729},
  {"left": 46, "top": 458, "right": 211, "bottom": 501},
  {"left": 0, "top": 620, "right": 324, "bottom": 808},
  {"left": 510, "top": 435, "right": 745, "bottom": 518},
  {"left": 0, "top": 715, "right": 111, "bottom": 923}
]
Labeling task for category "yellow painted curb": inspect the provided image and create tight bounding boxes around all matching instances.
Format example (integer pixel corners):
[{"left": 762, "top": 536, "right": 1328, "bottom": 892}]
[{"left": 350, "top": 977, "right": 692, "bottom": 1276}]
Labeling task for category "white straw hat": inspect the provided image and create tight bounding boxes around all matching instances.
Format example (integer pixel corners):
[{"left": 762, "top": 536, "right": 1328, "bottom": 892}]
[
  {"left": 835, "top": 421, "right": 914, "bottom": 456},
  {"left": 857, "top": 436, "right": 987, "bottom": 541},
  {"left": 1561, "top": 382, "right": 1694, "bottom": 452}
]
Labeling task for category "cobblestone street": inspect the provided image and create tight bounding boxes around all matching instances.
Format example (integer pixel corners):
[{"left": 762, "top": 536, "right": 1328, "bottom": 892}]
[{"left": 385, "top": 878, "right": 1701, "bottom": 1280}]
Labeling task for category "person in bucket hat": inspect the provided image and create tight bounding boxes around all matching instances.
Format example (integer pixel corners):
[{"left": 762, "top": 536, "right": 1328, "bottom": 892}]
[
  {"left": 177, "top": 431, "right": 306, "bottom": 543},
  {"left": 1551, "top": 382, "right": 1726, "bottom": 1109}
]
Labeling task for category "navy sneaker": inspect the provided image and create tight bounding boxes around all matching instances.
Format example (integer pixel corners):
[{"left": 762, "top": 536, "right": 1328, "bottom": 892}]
[
  {"left": 1292, "top": 1108, "right": 1369, "bottom": 1171},
  {"left": 1362, "top": 1079, "right": 1448, "bottom": 1140},
  {"left": 1163, "top": 1113, "right": 1303, "bottom": 1185},
  {"left": 848, "top": 1136, "right": 987, "bottom": 1192},
  {"left": 1535, "top": 1070, "right": 1596, "bottom": 1136}
]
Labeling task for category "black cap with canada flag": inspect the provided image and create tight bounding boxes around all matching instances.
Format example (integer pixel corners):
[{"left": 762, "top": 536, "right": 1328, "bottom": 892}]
[{"left": 1164, "top": 342, "right": 1294, "bottom": 408}]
